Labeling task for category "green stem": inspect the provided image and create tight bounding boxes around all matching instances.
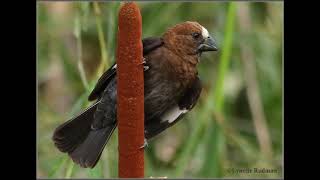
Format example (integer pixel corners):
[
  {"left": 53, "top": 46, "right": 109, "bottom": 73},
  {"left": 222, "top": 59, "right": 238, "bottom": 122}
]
[
  {"left": 200, "top": 3, "right": 236, "bottom": 177},
  {"left": 213, "top": 3, "right": 236, "bottom": 111},
  {"left": 48, "top": 156, "right": 68, "bottom": 178},
  {"left": 173, "top": 3, "right": 237, "bottom": 177},
  {"left": 74, "top": 10, "right": 89, "bottom": 90},
  {"left": 93, "top": 2, "right": 109, "bottom": 77},
  {"left": 65, "top": 160, "right": 74, "bottom": 178}
]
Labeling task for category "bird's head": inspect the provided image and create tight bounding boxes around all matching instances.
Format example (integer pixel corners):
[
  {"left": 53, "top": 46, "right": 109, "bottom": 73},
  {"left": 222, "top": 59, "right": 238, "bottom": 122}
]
[{"left": 162, "top": 21, "right": 218, "bottom": 64}]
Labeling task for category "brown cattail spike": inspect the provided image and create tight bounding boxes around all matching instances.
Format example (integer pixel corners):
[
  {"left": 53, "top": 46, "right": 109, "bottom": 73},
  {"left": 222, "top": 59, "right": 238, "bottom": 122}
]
[{"left": 116, "top": 2, "right": 144, "bottom": 178}]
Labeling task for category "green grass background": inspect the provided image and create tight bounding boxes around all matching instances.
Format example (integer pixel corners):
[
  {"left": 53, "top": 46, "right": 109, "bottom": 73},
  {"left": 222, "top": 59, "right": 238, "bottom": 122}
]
[{"left": 37, "top": 1, "right": 283, "bottom": 178}]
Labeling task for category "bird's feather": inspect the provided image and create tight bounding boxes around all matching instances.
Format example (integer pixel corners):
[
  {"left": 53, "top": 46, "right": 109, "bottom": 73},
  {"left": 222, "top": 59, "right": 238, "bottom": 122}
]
[
  {"left": 145, "top": 76, "right": 202, "bottom": 139},
  {"left": 52, "top": 101, "right": 99, "bottom": 153},
  {"left": 52, "top": 99, "right": 117, "bottom": 168},
  {"left": 142, "top": 37, "right": 164, "bottom": 55},
  {"left": 88, "top": 37, "right": 164, "bottom": 101},
  {"left": 69, "top": 123, "right": 117, "bottom": 168},
  {"left": 92, "top": 78, "right": 117, "bottom": 130},
  {"left": 53, "top": 21, "right": 214, "bottom": 169},
  {"left": 88, "top": 64, "right": 117, "bottom": 101}
]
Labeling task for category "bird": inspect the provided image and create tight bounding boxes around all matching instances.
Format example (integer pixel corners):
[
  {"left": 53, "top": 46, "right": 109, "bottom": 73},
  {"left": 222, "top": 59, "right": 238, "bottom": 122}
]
[{"left": 52, "top": 21, "right": 218, "bottom": 168}]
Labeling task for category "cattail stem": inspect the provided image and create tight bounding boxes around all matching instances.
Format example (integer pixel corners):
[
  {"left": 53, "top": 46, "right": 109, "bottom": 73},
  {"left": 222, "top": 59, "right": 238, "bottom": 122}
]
[
  {"left": 237, "top": 2, "right": 273, "bottom": 160},
  {"left": 116, "top": 2, "right": 144, "bottom": 178}
]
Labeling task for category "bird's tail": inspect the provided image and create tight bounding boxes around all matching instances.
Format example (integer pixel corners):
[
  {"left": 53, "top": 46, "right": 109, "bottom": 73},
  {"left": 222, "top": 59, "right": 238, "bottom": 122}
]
[{"left": 52, "top": 102, "right": 117, "bottom": 168}]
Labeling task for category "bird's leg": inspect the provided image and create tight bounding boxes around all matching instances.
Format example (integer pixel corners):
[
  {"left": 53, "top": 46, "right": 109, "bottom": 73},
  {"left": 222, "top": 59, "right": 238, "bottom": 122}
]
[
  {"left": 139, "top": 57, "right": 149, "bottom": 71},
  {"left": 139, "top": 138, "right": 149, "bottom": 149}
]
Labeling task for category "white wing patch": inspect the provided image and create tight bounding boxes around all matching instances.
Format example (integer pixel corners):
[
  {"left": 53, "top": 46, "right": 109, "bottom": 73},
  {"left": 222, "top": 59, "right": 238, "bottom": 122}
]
[
  {"left": 201, "top": 26, "right": 209, "bottom": 38},
  {"left": 112, "top": 64, "right": 117, "bottom": 69},
  {"left": 161, "top": 106, "right": 188, "bottom": 123}
]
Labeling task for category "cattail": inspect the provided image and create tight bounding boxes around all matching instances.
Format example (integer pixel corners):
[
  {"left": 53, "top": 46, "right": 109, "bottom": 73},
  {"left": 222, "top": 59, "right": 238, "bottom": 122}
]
[{"left": 116, "top": 2, "right": 144, "bottom": 178}]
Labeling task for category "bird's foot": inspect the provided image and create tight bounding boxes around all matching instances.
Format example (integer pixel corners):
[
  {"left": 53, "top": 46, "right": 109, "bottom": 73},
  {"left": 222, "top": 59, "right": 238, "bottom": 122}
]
[
  {"left": 138, "top": 57, "right": 146, "bottom": 65},
  {"left": 139, "top": 138, "right": 148, "bottom": 149},
  {"left": 139, "top": 57, "right": 149, "bottom": 71},
  {"left": 144, "top": 65, "right": 149, "bottom": 71}
]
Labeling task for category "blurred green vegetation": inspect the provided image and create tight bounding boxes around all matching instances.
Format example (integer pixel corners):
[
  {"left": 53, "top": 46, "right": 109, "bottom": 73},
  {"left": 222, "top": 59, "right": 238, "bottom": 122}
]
[{"left": 37, "top": 1, "right": 283, "bottom": 178}]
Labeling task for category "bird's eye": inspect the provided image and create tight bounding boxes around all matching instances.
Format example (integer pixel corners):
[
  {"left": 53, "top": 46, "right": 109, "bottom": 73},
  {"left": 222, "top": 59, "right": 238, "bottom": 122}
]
[{"left": 192, "top": 32, "right": 200, "bottom": 39}]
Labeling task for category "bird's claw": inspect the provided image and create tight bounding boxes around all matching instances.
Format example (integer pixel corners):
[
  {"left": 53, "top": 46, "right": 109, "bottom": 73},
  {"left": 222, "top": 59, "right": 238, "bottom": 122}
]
[
  {"left": 139, "top": 57, "right": 149, "bottom": 71},
  {"left": 139, "top": 58, "right": 146, "bottom": 65},
  {"left": 139, "top": 138, "right": 148, "bottom": 149}
]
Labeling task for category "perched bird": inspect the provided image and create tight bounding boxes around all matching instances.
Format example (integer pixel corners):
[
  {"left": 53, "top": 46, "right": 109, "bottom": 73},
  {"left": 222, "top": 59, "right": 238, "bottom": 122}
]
[{"left": 53, "top": 21, "right": 218, "bottom": 168}]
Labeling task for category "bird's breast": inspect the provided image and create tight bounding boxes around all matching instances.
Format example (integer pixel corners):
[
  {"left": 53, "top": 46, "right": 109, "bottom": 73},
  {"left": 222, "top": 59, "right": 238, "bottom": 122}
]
[{"left": 143, "top": 47, "right": 197, "bottom": 120}]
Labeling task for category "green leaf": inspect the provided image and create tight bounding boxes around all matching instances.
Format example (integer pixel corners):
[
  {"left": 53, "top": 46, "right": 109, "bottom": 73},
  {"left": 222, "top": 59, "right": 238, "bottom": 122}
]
[
  {"left": 65, "top": 159, "right": 75, "bottom": 178},
  {"left": 80, "top": 2, "right": 90, "bottom": 31},
  {"left": 73, "top": 14, "right": 81, "bottom": 39},
  {"left": 48, "top": 156, "right": 68, "bottom": 178},
  {"left": 173, "top": 3, "right": 236, "bottom": 177}
]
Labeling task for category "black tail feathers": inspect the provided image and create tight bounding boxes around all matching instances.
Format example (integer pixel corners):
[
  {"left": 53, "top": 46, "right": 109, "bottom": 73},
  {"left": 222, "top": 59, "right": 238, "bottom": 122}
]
[
  {"left": 52, "top": 102, "right": 116, "bottom": 168},
  {"left": 69, "top": 124, "right": 116, "bottom": 168}
]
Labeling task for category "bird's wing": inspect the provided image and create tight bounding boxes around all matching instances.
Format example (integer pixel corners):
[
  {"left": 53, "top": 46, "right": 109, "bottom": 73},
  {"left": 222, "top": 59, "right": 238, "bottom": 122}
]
[
  {"left": 88, "top": 37, "right": 164, "bottom": 101},
  {"left": 145, "top": 76, "right": 202, "bottom": 139},
  {"left": 88, "top": 63, "right": 117, "bottom": 101},
  {"left": 142, "top": 37, "right": 164, "bottom": 55}
]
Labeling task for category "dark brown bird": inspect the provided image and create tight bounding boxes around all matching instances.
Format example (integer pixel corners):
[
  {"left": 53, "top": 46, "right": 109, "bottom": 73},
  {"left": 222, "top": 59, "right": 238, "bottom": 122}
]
[{"left": 52, "top": 21, "right": 218, "bottom": 168}]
